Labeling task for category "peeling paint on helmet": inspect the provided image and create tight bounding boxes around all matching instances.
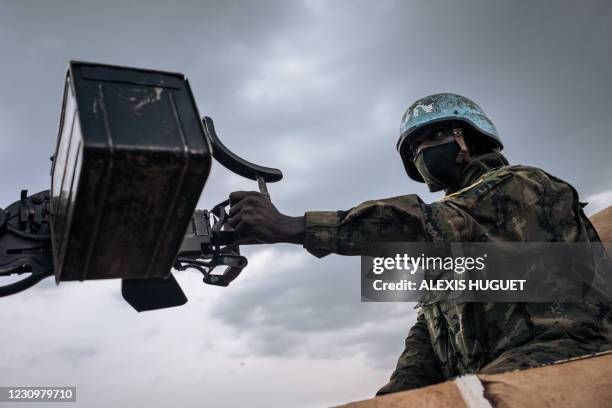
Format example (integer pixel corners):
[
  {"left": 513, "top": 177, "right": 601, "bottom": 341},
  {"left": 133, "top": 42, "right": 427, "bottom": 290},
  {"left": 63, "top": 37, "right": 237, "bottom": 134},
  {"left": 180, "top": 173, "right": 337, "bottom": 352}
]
[{"left": 398, "top": 93, "right": 502, "bottom": 152}]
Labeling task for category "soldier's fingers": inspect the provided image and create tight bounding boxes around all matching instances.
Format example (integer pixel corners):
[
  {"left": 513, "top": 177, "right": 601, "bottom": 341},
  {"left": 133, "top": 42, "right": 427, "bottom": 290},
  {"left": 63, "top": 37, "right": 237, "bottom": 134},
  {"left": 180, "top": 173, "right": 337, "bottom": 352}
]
[
  {"left": 229, "top": 191, "right": 261, "bottom": 206},
  {"left": 233, "top": 219, "right": 252, "bottom": 236},
  {"left": 227, "top": 213, "right": 242, "bottom": 229},
  {"left": 229, "top": 199, "right": 247, "bottom": 217},
  {"left": 229, "top": 195, "right": 266, "bottom": 217}
]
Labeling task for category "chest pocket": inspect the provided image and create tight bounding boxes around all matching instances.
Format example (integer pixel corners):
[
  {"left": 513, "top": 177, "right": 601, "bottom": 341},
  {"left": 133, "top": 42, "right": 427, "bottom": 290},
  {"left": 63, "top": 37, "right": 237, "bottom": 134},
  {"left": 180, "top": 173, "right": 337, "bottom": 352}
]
[{"left": 422, "top": 303, "right": 488, "bottom": 378}]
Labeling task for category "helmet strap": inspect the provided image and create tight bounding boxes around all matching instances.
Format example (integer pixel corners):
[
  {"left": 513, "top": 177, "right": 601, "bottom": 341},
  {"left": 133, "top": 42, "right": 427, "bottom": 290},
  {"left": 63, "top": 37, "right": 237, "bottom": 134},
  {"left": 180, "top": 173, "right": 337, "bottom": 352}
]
[{"left": 452, "top": 128, "right": 471, "bottom": 163}]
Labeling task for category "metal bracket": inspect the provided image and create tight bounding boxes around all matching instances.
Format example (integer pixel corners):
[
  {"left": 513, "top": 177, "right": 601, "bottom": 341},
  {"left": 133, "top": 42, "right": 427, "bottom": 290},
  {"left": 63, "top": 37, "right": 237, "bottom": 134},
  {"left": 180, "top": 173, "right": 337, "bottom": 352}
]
[{"left": 0, "top": 190, "right": 54, "bottom": 297}]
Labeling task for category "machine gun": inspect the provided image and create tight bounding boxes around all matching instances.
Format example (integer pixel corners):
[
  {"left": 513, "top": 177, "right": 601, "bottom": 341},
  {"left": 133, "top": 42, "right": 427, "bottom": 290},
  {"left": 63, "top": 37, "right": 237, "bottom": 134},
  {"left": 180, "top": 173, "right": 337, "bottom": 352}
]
[{"left": 0, "top": 62, "right": 282, "bottom": 311}]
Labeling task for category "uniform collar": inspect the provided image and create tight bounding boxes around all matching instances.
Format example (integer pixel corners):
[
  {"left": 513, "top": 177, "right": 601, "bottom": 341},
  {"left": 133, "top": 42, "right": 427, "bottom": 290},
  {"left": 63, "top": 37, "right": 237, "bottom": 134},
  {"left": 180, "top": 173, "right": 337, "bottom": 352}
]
[{"left": 445, "top": 152, "right": 509, "bottom": 195}]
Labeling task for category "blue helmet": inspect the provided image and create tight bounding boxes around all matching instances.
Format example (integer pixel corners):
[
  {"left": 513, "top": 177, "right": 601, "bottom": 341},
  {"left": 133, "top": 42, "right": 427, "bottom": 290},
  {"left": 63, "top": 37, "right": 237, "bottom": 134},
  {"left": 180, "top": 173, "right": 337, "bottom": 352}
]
[{"left": 397, "top": 93, "right": 503, "bottom": 182}]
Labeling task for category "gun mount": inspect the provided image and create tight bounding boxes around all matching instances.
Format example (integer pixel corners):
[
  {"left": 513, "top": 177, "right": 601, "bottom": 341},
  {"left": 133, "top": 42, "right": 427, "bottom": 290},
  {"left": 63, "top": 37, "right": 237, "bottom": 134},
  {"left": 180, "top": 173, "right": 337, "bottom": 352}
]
[{"left": 0, "top": 62, "right": 282, "bottom": 311}]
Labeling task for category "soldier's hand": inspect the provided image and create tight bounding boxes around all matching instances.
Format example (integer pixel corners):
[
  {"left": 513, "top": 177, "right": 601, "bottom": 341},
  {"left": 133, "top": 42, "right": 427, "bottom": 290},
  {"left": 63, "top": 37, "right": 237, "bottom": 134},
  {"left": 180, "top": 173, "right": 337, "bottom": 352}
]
[{"left": 228, "top": 191, "right": 305, "bottom": 245}]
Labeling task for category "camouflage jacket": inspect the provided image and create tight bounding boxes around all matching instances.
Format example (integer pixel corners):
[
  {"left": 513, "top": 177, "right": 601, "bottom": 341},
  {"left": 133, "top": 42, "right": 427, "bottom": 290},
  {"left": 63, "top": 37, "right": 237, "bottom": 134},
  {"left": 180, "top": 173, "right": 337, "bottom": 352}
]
[{"left": 302, "top": 152, "right": 612, "bottom": 394}]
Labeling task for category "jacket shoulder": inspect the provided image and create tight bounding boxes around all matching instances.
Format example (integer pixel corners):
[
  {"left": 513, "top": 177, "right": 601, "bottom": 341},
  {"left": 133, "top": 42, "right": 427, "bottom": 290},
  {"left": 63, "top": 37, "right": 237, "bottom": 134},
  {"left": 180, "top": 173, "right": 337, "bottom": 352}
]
[{"left": 442, "top": 164, "right": 560, "bottom": 210}]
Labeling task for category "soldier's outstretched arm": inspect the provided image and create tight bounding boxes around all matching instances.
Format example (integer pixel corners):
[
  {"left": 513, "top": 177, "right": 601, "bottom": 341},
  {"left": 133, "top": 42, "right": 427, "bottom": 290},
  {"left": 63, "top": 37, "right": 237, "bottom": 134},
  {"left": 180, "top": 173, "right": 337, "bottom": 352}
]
[
  {"left": 228, "top": 191, "right": 469, "bottom": 257},
  {"left": 302, "top": 194, "right": 469, "bottom": 257},
  {"left": 376, "top": 311, "right": 445, "bottom": 395}
]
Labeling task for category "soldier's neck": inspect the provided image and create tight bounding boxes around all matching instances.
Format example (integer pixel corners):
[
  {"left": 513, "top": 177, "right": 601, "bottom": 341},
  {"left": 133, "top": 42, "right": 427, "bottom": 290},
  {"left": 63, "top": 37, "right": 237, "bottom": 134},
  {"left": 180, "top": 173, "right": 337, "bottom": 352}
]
[{"left": 445, "top": 152, "right": 509, "bottom": 195}]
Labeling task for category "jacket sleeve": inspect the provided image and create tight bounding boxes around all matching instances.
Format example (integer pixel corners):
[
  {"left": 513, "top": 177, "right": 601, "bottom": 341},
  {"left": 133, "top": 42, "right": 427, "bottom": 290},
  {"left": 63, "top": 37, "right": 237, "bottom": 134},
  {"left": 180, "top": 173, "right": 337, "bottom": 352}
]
[
  {"left": 376, "top": 311, "right": 445, "bottom": 395},
  {"left": 303, "top": 194, "right": 472, "bottom": 258}
]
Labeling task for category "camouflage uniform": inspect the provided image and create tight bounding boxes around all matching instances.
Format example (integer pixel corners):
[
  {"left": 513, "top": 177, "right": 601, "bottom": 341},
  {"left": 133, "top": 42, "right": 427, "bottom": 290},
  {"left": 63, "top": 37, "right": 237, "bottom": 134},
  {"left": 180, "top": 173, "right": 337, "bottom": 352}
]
[{"left": 302, "top": 152, "right": 612, "bottom": 394}]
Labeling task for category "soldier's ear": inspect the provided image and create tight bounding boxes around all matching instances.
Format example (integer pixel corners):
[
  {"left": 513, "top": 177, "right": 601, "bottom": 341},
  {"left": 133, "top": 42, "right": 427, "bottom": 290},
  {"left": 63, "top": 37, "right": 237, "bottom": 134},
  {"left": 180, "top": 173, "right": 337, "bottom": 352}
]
[{"left": 463, "top": 127, "right": 498, "bottom": 157}]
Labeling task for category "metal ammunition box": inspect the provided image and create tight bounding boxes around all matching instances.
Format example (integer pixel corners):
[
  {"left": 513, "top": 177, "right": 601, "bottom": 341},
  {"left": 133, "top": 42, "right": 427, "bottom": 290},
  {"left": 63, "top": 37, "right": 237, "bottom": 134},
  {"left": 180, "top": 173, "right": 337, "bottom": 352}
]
[{"left": 51, "top": 61, "right": 211, "bottom": 281}]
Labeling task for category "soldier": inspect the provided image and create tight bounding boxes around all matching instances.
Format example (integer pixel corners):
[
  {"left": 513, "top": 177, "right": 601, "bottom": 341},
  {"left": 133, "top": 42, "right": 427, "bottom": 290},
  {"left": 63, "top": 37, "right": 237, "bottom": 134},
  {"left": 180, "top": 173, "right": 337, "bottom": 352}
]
[{"left": 227, "top": 93, "right": 612, "bottom": 394}]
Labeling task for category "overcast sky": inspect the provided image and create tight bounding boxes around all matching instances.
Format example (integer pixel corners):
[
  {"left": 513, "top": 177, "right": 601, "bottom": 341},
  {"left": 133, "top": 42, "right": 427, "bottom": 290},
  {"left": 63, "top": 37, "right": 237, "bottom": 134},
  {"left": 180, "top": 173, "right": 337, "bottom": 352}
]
[{"left": 0, "top": 1, "right": 611, "bottom": 407}]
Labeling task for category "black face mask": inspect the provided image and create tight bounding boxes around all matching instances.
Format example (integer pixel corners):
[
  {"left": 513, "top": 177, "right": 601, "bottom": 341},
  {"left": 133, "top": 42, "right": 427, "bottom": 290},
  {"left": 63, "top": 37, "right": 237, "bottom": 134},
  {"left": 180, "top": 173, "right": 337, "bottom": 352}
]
[{"left": 414, "top": 141, "right": 465, "bottom": 192}]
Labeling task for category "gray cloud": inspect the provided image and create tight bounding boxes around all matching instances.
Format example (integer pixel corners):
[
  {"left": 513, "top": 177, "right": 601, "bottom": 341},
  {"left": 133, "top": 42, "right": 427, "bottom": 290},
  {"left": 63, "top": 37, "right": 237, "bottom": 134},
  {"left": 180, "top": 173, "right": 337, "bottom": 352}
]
[
  {"left": 207, "top": 247, "right": 414, "bottom": 365},
  {"left": 0, "top": 1, "right": 610, "bottom": 407}
]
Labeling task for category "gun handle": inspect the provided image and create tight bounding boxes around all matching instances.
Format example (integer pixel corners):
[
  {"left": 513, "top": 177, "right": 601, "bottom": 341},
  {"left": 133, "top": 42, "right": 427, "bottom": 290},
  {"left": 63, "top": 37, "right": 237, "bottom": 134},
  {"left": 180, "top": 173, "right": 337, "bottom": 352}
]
[{"left": 203, "top": 116, "right": 283, "bottom": 183}]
